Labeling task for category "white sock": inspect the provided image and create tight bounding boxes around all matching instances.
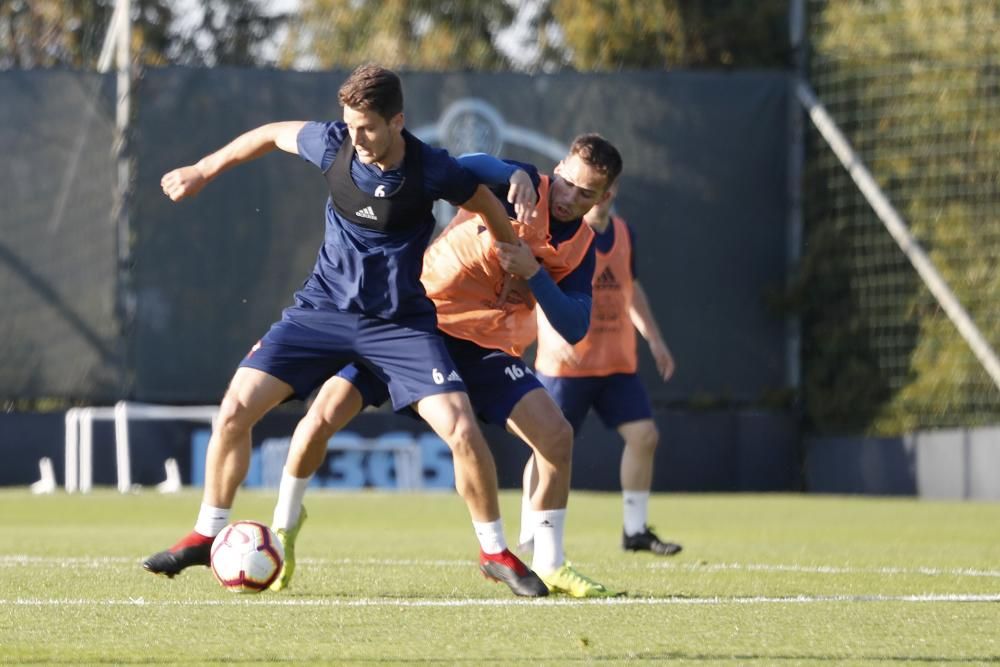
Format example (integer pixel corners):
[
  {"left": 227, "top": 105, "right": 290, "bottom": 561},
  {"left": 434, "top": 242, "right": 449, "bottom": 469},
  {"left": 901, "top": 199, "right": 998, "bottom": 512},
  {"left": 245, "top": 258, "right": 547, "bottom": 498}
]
[
  {"left": 530, "top": 508, "right": 566, "bottom": 575},
  {"left": 623, "top": 490, "right": 650, "bottom": 536},
  {"left": 472, "top": 519, "right": 507, "bottom": 555},
  {"left": 194, "top": 503, "right": 230, "bottom": 538},
  {"left": 272, "top": 468, "right": 312, "bottom": 530},
  {"left": 518, "top": 492, "right": 534, "bottom": 547}
]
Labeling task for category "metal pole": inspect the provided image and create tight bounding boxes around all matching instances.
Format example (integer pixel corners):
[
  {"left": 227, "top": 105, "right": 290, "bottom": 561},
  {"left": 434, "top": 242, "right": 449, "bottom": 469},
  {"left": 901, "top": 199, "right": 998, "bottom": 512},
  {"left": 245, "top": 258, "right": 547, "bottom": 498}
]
[
  {"left": 97, "top": 2, "right": 122, "bottom": 73},
  {"left": 113, "top": 0, "right": 134, "bottom": 398},
  {"left": 64, "top": 409, "right": 80, "bottom": 493},
  {"left": 786, "top": 0, "right": 806, "bottom": 394},
  {"left": 114, "top": 401, "right": 133, "bottom": 493},
  {"left": 798, "top": 81, "right": 1000, "bottom": 394}
]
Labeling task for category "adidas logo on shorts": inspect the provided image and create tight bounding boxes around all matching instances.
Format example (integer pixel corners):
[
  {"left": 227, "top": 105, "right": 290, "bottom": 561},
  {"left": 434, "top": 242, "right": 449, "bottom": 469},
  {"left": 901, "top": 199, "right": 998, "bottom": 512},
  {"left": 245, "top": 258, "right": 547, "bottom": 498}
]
[
  {"left": 447, "top": 370, "right": 461, "bottom": 382},
  {"left": 355, "top": 205, "right": 378, "bottom": 221}
]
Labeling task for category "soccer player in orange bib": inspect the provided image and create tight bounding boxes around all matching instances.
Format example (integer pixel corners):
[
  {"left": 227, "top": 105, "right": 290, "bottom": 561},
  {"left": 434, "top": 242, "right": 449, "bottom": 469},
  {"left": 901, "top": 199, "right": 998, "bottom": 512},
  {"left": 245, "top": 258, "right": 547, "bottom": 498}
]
[
  {"left": 269, "top": 135, "right": 624, "bottom": 597},
  {"left": 529, "top": 179, "right": 683, "bottom": 556}
]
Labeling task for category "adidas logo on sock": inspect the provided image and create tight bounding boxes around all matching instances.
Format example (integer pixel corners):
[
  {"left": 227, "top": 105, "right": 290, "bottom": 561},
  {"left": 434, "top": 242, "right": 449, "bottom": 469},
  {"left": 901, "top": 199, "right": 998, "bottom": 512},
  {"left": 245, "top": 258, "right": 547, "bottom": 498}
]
[
  {"left": 355, "top": 206, "right": 378, "bottom": 221},
  {"left": 447, "top": 370, "right": 461, "bottom": 382}
]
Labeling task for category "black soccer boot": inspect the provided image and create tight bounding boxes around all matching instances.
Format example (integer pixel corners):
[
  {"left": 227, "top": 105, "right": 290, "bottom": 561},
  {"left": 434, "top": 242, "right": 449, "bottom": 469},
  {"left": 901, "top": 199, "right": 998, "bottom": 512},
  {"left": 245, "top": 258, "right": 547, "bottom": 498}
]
[
  {"left": 143, "top": 531, "right": 213, "bottom": 577},
  {"left": 622, "top": 526, "right": 683, "bottom": 556},
  {"left": 479, "top": 549, "right": 549, "bottom": 597}
]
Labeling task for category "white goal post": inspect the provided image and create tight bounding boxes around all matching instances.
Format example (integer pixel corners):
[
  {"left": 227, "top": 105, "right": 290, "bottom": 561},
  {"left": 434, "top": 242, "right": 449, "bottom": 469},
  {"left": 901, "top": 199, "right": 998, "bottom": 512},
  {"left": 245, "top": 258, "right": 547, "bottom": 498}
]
[
  {"left": 63, "top": 401, "right": 426, "bottom": 494},
  {"left": 64, "top": 402, "right": 218, "bottom": 493},
  {"left": 796, "top": 80, "right": 1000, "bottom": 395}
]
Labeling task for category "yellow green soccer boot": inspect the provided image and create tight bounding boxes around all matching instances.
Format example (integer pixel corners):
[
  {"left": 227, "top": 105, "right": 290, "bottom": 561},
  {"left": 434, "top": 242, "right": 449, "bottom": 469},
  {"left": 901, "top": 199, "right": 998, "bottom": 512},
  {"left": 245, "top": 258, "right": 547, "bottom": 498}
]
[
  {"left": 540, "top": 562, "right": 619, "bottom": 598},
  {"left": 270, "top": 506, "right": 307, "bottom": 592}
]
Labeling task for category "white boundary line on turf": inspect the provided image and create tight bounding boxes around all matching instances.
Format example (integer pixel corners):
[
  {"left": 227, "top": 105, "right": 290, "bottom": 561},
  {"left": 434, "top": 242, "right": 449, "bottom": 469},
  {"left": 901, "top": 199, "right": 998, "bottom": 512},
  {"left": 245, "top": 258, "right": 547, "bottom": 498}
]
[
  {"left": 3, "top": 594, "right": 1000, "bottom": 607},
  {"left": 3, "top": 555, "right": 1000, "bottom": 579},
  {"left": 645, "top": 561, "right": 1000, "bottom": 579}
]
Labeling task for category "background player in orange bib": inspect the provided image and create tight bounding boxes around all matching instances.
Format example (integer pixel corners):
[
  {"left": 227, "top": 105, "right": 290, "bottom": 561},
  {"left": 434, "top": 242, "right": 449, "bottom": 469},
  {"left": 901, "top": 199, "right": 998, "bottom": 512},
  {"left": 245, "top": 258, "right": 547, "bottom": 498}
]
[{"left": 529, "top": 179, "right": 683, "bottom": 556}]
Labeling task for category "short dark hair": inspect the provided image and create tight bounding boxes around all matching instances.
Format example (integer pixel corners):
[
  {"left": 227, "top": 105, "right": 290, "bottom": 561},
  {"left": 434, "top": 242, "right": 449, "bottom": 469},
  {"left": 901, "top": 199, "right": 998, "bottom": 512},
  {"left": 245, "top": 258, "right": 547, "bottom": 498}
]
[
  {"left": 569, "top": 133, "right": 623, "bottom": 187},
  {"left": 338, "top": 64, "right": 404, "bottom": 120}
]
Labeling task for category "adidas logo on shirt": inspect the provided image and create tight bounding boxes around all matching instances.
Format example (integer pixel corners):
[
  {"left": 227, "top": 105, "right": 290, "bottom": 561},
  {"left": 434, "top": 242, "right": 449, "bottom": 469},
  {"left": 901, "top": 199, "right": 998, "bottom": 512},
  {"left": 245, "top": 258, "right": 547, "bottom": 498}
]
[
  {"left": 595, "top": 266, "right": 618, "bottom": 289},
  {"left": 355, "top": 205, "right": 378, "bottom": 221}
]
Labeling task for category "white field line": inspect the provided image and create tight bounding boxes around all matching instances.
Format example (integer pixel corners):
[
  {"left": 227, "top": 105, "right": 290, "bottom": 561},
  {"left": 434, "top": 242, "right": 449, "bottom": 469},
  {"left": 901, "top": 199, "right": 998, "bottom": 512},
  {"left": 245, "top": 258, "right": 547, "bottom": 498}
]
[
  {"left": 2, "top": 555, "right": 999, "bottom": 579},
  {"left": 645, "top": 561, "right": 1000, "bottom": 579},
  {"left": 2, "top": 594, "right": 1000, "bottom": 607}
]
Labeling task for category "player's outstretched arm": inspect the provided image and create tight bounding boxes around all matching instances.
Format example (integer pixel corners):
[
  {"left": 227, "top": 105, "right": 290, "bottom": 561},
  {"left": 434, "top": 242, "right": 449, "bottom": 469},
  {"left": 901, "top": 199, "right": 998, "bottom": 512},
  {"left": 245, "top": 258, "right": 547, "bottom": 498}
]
[
  {"left": 160, "top": 121, "right": 307, "bottom": 202},
  {"left": 457, "top": 154, "right": 538, "bottom": 223},
  {"left": 458, "top": 185, "right": 518, "bottom": 244},
  {"left": 630, "top": 279, "right": 675, "bottom": 380}
]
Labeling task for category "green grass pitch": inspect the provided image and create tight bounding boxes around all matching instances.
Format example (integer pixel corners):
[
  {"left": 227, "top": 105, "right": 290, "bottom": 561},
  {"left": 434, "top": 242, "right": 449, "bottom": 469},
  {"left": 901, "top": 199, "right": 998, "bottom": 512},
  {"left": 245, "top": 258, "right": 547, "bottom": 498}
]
[{"left": 1, "top": 489, "right": 998, "bottom": 664}]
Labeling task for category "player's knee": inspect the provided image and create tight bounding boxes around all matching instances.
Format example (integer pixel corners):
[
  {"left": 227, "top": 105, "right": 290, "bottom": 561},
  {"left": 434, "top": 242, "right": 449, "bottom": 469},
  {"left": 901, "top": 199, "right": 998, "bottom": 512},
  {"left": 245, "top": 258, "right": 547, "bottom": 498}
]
[
  {"left": 549, "top": 412, "right": 573, "bottom": 442},
  {"left": 533, "top": 415, "right": 574, "bottom": 469},
  {"left": 300, "top": 409, "right": 340, "bottom": 443},
  {"left": 630, "top": 422, "right": 660, "bottom": 453},
  {"left": 215, "top": 396, "right": 256, "bottom": 439},
  {"left": 439, "top": 416, "right": 485, "bottom": 460}
]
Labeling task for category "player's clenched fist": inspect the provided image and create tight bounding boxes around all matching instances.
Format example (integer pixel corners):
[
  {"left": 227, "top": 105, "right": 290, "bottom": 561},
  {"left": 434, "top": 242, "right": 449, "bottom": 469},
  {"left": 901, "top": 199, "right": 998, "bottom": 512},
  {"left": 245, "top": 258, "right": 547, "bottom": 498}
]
[
  {"left": 161, "top": 165, "right": 208, "bottom": 201},
  {"left": 495, "top": 240, "right": 541, "bottom": 280}
]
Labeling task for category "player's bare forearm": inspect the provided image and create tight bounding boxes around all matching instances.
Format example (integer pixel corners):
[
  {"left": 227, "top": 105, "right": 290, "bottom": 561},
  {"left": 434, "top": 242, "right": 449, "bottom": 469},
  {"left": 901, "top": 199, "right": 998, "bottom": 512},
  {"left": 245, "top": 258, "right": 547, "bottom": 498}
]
[
  {"left": 460, "top": 185, "right": 518, "bottom": 244},
  {"left": 196, "top": 121, "right": 305, "bottom": 180},
  {"left": 629, "top": 281, "right": 667, "bottom": 348},
  {"left": 495, "top": 240, "right": 540, "bottom": 279},
  {"left": 630, "top": 280, "right": 675, "bottom": 380},
  {"left": 162, "top": 122, "right": 305, "bottom": 201}
]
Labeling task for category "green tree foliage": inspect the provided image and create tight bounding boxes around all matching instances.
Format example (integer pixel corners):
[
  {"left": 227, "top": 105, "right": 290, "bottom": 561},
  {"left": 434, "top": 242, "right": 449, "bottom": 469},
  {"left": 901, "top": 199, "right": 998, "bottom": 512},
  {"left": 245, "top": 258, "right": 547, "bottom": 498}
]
[
  {"left": 1, "top": 0, "right": 787, "bottom": 72},
  {"left": 0, "top": 0, "right": 173, "bottom": 68},
  {"left": 281, "top": 0, "right": 515, "bottom": 70},
  {"left": 798, "top": 0, "right": 1000, "bottom": 434},
  {"left": 547, "top": 0, "right": 788, "bottom": 69},
  {"left": 286, "top": 0, "right": 788, "bottom": 71},
  {"left": 169, "top": 0, "right": 289, "bottom": 66},
  {"left": 2, "top": 0, "right": 109, "bottom": 68},
  {"left": 0, "top": 0, "right": 281, "bottom": 69}
]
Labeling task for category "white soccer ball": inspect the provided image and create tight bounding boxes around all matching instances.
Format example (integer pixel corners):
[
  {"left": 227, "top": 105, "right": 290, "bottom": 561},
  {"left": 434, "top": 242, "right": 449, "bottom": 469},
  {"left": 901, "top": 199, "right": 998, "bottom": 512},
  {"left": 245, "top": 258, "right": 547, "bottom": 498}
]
[{"left": 210, "top": 520, "right": 284, "bottom": 593}]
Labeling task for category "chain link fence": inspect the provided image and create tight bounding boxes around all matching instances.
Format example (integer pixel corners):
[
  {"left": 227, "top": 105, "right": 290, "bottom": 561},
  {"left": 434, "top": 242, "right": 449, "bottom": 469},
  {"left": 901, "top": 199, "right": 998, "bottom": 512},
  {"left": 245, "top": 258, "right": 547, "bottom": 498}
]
[{"left": 800, "top": 0, "right": 1000, "bottom": 434}]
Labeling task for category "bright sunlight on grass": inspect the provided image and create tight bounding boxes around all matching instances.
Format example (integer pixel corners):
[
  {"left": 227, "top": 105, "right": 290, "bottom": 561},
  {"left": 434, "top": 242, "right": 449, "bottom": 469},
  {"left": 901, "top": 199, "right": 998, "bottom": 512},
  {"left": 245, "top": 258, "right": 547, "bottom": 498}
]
[{"left": 1, "top": 489, "right": 998, "bottom": 664}]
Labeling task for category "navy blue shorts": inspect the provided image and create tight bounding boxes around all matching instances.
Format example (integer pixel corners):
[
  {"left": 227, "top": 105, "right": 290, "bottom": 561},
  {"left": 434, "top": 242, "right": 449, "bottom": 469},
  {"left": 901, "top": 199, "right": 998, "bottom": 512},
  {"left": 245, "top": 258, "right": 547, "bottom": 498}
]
[
  {"left": 340, "top": 333, "right": 542, "bottom": 425},
  {"left": 535, "top": 372, "right": 652, "bottom": 432},
  {"left": 239, "top": 307, "right": 465, "bottom": 410}
]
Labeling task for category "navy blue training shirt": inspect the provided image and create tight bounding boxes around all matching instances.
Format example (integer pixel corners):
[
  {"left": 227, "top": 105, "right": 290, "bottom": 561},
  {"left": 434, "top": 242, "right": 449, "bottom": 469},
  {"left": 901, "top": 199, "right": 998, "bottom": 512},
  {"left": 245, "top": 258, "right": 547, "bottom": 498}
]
[{"left": 294, "top": 121, "right": 478, "bottom": 323}]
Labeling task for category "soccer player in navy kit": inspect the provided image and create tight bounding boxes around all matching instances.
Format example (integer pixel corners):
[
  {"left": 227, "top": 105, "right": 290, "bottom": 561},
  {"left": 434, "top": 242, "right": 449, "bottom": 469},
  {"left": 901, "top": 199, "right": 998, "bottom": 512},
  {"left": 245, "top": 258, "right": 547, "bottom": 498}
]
[{"left": 143, "top": 64, "right": 548, "bottom": 597}]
